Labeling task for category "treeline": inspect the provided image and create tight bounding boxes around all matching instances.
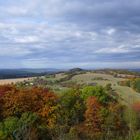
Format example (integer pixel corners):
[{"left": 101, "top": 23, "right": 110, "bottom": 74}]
[
  {"left": 0, "top": 72, "right": 48, "bottom": 79},
  {"left": 119, "top": 78, "right": 140, "bottom": 93},
  {"left": 0, "top": 85, "right": 140, "bottom": 140}
]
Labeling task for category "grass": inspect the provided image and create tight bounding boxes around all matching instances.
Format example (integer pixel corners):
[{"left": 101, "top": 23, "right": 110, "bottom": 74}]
[
  {"left": 113, "top": 85, "right": 140, "bottom": 105},
  {"left": 71, "top": 72, "right": 140, "bottom": 105},
  {"left": 1, "top": 71, "right": 139, "bottom": 105},
  {"left": 46, "top": 72, "right": 140, "bottom": 104}
]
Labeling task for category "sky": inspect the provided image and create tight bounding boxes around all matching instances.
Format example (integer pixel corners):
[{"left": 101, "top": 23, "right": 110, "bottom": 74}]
[{"left": 0, "top": 0, "right": 140, "bottom": 69}]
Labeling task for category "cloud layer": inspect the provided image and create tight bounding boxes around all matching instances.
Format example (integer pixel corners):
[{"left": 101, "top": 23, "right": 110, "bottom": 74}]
[{"left": 0, "top": 0, "right": 140, "bottom": 68}]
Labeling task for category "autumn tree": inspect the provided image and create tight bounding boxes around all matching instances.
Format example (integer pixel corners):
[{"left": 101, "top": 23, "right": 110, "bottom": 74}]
[
  {"left": 103, "top": 103, "right": 129, "bottom": 139},
  {"left": 0, "top": 87, "right": 58, "bottom": 128},
  {"left": 84, "top": 96, "right": 102, "bottom": 135}
]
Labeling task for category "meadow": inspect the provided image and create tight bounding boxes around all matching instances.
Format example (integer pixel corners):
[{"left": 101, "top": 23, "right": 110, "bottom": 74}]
[{"left": 27, "top": 71, "right": 139, "bottom": 105}]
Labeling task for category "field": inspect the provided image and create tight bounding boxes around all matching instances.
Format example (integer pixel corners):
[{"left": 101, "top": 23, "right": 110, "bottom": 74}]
[{"left": 0, "top": 77, "right": 34, "bottom": 85}]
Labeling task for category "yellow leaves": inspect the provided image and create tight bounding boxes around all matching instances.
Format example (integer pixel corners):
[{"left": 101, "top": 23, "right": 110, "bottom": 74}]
[{"left": 39, "top": 104, "right": 60, "bottom": 128}]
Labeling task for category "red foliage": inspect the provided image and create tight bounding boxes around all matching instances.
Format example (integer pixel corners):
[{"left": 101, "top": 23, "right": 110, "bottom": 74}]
[
  {"left": 0, "top": 84, "right": 16, "bottom": 97},
  {"left": 132, "top": 102, "right": 140, "bottom": 113},
  {"left": 0, "top": 86, "right": 58, "bottom": 120},
  {"left": 85, "top": 96, "right": 102, "bottom": 133}
]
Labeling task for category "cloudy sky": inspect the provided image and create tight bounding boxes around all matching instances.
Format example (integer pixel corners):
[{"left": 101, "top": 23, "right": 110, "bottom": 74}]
[{"left": 0, "top": 0, "right": 140, "bottom": 69}]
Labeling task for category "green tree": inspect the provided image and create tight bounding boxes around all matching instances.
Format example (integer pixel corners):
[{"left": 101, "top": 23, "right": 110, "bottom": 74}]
[
  {"left": 0, "top": 112, "right": 39, "bottom": 140},
  {"left": 81, "top": 86, "right": 111, "bottom": 104},
  {"left": 59, "top": 89, "right": 85, "bottom": 126}
]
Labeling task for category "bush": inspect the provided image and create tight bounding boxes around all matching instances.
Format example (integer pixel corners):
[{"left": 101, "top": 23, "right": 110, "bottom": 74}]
[{"left": 81, "top": 86, "right": 112, "bottom": 104}]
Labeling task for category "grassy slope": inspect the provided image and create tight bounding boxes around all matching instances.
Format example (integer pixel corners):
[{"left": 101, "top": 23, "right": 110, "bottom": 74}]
[
  {"left": 71, "top": 72, "right": 140, "bottom": 105},
  {"left": 6, "top": 72, "right": 139, "bottom": 105}
]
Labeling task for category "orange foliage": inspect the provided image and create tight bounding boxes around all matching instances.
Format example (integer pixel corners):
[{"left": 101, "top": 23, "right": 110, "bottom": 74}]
[
  {"left": 132, "top": 102, "right": 140, "bottom": 113},
  {"left": 0, "top": 86, "right": 58, "bottom": 128},
  {"left": 0, "top": 84, "right": 17, "bottom": 97},
  {"left": 85, "top": 96, "right": 102, "bottom": 133}
]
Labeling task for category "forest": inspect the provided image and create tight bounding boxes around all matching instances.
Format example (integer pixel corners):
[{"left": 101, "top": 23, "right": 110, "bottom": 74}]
[{"left": 0, "top": 82, "right": 140, "bottom": 140}]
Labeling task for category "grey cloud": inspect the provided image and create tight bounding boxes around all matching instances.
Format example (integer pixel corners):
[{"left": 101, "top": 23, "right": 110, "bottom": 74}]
[{"left": 0, "top": 0, "right": 139, "bottom": 68}]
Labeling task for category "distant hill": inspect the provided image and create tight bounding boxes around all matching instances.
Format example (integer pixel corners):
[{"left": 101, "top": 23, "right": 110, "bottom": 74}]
[
  {"left": 69, "top": 68, "right": 84, "bottom": 72},
  {"left": 0, "top": 68, "right": 139, "bottom": 79},
  {"left": 0, "top": 68, "right": 60, "bottom": 79},
  {"left": 17, "top": 68, "right": 60, "bottom": 73},
  {"left": 128, "top": 69, "right": 140, "bottom": 72}
]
